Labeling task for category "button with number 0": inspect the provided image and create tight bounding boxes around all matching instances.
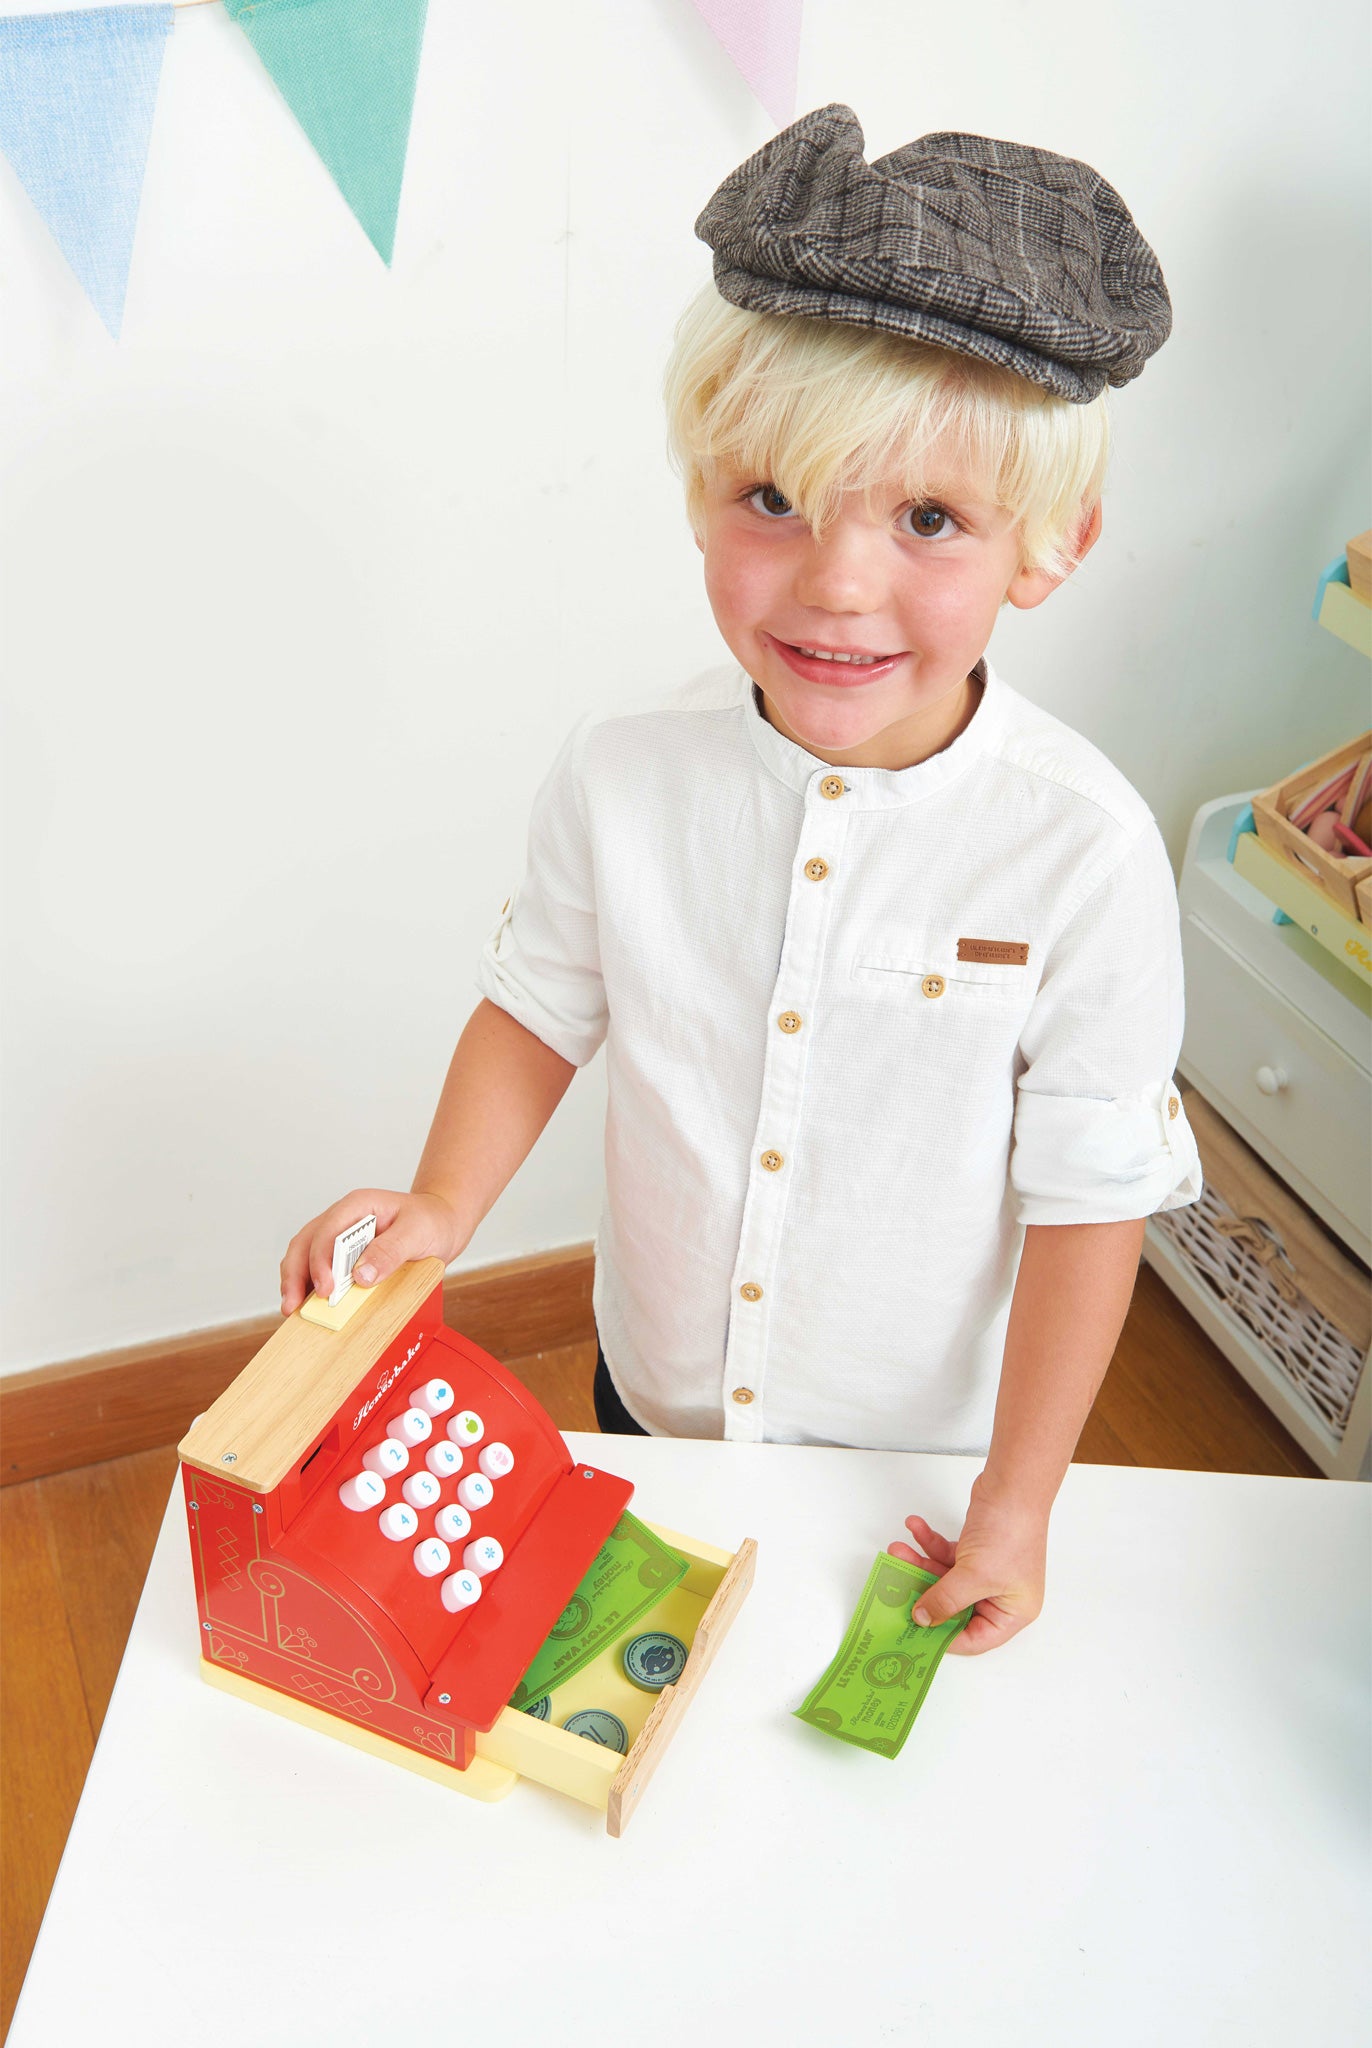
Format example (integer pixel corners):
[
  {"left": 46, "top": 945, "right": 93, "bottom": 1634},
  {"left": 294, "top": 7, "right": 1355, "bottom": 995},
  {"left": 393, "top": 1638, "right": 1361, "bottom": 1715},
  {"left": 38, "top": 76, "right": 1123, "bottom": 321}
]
[{"left": 440, "top": 1569, "right": 482, "bottom": 1612}]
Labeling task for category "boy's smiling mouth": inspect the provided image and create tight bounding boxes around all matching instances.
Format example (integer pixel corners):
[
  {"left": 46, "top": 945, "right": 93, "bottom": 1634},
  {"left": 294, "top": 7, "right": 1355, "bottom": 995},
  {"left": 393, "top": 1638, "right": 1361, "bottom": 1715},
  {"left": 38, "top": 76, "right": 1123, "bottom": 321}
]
[{"left": 764, "top": 631, "right": 906, "bottom": 685}]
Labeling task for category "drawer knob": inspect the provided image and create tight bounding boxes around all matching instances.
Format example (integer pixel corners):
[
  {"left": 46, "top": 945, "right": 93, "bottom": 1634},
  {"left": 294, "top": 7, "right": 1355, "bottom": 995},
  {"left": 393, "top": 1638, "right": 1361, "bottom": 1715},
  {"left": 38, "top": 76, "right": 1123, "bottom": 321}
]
[{"left": 1254, "top": 1064, "right": 1289, "bottom": 1096}]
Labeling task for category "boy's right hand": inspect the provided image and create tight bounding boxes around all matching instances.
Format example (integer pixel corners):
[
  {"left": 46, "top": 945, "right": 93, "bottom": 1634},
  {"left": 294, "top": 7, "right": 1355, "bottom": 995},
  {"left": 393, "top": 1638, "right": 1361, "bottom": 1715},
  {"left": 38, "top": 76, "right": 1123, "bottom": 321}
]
[{"left": 279, "top": 1190, "right": 463, "bottom": 1318}]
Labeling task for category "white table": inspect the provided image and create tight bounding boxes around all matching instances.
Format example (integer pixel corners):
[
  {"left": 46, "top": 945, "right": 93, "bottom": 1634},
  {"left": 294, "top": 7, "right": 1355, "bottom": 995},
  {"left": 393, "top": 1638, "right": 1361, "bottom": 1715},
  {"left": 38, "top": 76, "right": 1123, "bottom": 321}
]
[{"left": 12, "top": 1439, "right": 1370, "bottom": 2046}]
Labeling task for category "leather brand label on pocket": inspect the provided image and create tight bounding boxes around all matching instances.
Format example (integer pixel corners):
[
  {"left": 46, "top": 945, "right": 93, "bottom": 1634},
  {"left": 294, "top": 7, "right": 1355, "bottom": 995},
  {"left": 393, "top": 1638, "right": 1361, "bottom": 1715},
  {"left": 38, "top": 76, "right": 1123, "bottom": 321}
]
[{"left": 957, "top": 938, "right": 1029, "bottom": 965}]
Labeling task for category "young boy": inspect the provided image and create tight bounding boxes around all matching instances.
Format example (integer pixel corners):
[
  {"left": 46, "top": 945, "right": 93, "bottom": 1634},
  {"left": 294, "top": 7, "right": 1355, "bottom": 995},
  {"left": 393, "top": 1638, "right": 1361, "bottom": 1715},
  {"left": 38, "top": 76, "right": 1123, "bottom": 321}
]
[{"left": 280, "top": 108, "right": 1201, "bottom": 1658}]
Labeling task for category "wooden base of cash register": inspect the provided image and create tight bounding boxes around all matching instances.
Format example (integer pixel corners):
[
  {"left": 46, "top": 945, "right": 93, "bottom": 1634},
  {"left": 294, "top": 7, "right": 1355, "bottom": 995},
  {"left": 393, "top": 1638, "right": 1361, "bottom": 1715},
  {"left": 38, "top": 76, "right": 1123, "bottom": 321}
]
[{"left": 201, "top": 1525, "right": 755, "bottom": 1837}]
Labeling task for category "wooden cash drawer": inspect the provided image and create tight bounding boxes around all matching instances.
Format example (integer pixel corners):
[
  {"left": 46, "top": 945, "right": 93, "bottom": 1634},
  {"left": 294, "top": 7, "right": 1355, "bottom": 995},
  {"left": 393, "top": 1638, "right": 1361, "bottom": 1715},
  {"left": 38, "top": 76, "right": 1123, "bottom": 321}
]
[{"left": 477, "top": 1525, "right": 756, "bottom": 1836}]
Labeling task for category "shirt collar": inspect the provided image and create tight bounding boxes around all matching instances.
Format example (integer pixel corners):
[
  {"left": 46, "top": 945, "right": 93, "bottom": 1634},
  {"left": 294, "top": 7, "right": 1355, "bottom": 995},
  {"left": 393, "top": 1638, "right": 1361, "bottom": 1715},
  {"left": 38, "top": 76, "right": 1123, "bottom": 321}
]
[{"left": 741, "top": 655, "right": 1002, "bottom": 809}]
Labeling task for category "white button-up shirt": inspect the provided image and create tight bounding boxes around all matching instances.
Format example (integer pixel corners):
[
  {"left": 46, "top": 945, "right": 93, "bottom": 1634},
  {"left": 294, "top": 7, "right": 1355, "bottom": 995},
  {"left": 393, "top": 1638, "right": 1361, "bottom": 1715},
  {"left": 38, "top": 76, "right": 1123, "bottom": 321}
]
[{"left": 476, "top": 658, "right": 1201, "bottom": 1453}]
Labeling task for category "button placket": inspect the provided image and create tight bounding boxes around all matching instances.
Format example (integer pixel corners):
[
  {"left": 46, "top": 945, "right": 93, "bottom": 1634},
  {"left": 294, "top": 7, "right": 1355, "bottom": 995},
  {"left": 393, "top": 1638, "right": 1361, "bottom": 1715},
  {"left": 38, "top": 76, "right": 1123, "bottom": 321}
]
[{"left": 723, "top": 775, "right": 851, "bottom": 1438}]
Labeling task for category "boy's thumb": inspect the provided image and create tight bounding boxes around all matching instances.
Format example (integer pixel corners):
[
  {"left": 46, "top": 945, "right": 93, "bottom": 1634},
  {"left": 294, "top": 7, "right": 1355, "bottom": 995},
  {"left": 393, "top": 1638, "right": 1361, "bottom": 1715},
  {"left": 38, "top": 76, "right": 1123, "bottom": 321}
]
[
  {"left": 353, "top": 1225, "right": 414, "bottom": 1287},
  {"left": 912, "top": 1567, "right": 977, "bottom": 1628}
]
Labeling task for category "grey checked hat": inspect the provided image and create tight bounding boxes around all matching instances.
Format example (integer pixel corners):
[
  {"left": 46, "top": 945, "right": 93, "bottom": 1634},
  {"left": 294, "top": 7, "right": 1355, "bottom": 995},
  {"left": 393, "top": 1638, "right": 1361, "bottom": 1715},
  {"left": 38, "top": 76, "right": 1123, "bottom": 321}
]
[{"left": 695, "top": 104, "right": 1172, "bottom": 403}]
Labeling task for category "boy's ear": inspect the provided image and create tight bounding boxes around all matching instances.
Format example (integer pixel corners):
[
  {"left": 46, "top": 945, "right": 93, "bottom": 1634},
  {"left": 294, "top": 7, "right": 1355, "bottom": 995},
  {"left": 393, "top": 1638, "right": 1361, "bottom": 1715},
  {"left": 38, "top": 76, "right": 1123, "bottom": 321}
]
[{"left": 1005, "top": 499, "right": 1103, "bottom": 611}]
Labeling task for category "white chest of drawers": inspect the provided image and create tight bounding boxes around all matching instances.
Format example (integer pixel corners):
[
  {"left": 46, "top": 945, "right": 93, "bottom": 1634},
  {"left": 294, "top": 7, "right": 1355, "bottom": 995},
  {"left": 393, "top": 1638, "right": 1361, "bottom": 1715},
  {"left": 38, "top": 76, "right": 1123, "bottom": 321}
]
[{"left": 1144, "top": 793, "right": 1372, "bottom": 1478}]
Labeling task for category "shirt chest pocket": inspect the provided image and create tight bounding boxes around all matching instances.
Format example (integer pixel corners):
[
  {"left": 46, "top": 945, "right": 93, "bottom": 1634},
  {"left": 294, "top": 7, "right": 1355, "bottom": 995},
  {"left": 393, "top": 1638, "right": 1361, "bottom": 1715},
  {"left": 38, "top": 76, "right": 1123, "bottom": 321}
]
[{"left": 852, "top": 942, "right": 1037, "bottom": 1009}]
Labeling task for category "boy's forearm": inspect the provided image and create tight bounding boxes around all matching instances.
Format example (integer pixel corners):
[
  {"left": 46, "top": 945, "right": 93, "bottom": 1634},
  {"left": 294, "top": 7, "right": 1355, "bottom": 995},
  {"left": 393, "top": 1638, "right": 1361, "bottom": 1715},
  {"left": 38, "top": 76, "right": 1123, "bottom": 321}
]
[
  {"left": 977, "top": 1217, "right": 1146, "bottom": 1520},
  {"left": 411, "top": 998, "right": 577, "bottom": 1252}
]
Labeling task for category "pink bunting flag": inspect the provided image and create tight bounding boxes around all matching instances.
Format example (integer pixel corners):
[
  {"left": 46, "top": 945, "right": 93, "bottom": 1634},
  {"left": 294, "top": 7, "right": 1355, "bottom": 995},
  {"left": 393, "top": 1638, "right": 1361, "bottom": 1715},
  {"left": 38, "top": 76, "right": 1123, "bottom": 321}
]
[{"left": 689, "top": 0, "right": 801, "bottom": 128}]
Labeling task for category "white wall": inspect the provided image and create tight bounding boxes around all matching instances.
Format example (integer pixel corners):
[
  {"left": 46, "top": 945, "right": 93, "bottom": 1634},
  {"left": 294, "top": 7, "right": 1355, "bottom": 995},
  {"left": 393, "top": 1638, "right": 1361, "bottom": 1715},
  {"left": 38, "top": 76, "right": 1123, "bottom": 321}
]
[{"left": 2, "top": 0, "right": 1368, "bottom": 1373}]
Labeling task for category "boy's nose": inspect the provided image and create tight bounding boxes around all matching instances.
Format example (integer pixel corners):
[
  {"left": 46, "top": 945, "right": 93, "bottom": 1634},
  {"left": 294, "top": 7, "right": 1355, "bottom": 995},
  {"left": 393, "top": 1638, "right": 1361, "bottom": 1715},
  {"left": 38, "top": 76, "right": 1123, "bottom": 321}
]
[{"left": 792, "top": 527, "right": 890, "bottom": 617}]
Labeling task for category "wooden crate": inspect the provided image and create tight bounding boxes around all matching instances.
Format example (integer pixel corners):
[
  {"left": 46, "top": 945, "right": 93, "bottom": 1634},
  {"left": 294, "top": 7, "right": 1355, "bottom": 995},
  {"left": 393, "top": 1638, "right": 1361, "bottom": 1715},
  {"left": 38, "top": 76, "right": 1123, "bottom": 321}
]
[
  {"left": 1251, "top": 730, "right": 1372, "bottom": 919},
  {"left": 1347, "top": 529, "right": 1372, "bottom": 606}
]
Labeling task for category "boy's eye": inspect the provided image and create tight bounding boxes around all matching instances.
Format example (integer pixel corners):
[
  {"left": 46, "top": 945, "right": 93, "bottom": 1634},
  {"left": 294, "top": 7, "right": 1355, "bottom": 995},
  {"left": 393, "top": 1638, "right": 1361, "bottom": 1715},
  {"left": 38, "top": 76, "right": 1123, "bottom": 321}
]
[
  {"left": 901, "top": 503, "right": 959, "bottom": 539},
  {"left": 745, "top": 483, "right": 795, "bottom": 519}
]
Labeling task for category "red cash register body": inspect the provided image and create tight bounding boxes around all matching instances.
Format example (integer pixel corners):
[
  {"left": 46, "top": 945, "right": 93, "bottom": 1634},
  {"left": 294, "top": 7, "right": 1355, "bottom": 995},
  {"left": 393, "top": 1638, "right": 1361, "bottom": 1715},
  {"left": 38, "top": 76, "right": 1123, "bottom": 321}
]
[{"left": 180, "top": 1269, "right": 632, "bottom": 1776}]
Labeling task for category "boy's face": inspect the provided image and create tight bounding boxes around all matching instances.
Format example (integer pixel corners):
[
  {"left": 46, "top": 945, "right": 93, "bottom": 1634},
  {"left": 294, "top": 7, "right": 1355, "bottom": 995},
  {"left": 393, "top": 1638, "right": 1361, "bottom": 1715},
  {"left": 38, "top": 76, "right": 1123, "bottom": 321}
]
[{"left": 695, "top": 452, "right": 1100, "bottom": 770}]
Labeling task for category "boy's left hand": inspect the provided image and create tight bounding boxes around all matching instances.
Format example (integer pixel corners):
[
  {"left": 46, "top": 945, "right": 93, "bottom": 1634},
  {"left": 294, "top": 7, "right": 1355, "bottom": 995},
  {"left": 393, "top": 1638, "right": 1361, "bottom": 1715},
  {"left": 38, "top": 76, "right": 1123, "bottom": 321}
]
[{"left": 888, "top": 1486, "right": 1048, "bottom": 1656}]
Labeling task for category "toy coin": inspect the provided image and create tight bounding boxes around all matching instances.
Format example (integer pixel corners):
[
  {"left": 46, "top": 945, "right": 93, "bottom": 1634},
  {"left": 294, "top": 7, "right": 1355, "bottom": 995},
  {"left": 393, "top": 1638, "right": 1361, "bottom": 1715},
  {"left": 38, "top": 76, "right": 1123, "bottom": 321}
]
[
  {"left": 519, "top": 1694, "right": 551, "bottom": 1720},
  {"left": 562, "top": 1709, "right": 628, "bottom": 1752},
  {"left": 623, "top": 1631, "right": 689, "bottom": 1691}
]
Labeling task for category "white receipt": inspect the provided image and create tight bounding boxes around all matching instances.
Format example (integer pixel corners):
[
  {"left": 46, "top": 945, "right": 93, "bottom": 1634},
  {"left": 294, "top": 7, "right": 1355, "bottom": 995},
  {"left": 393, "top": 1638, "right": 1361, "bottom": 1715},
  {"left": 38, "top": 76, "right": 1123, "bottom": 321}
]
[{"left": 329, "top": 1214, "right": 377, "bottom": 1307}]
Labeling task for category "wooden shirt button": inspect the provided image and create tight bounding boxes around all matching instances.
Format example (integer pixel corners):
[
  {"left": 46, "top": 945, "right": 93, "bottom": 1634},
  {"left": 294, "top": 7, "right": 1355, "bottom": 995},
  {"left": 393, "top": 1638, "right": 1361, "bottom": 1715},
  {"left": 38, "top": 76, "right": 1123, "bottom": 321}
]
[
  {"left": 731, "top": 1387, "right": 755, "bottom": 1405},
  {"left": 760, "top": 1150, "right": 784, "bottom": 1172},
  {"left": 819, "top": 776, "right": 846, "bottom": 800},
  {"left": 777, "top": 1011, "right": 802, "bottom": 1034},
  {"left": 739, "top": 1282, "right": 763, "bottom": 1302},
  {"left": 804, "top": 858, "right": 830, "bottom": 881},
  {"left": 1168, "top": 1096, "right": 1180, "bottom": 1119},
  {"left": 921, "top": 974, "right": 946, "bottom": 999}
]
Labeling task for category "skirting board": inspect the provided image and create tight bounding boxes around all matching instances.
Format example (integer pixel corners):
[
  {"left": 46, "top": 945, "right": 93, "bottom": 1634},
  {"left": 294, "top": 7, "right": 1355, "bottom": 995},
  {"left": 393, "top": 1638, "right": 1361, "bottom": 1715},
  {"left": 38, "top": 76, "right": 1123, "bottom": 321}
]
[{"left": 0, "top": 1244, "right": 594, "bottom": 1487}]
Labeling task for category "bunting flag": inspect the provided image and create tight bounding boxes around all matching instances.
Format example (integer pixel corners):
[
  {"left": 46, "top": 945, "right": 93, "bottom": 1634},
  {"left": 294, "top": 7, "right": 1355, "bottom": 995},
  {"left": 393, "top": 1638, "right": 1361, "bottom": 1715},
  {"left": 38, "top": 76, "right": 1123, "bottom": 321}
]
[
  {"left": 223, "top": 0, "right": 428, "bottom": 265},
  {"left": 0, "top": 4, "right": 172, "bottom": 336},
  {"left": 689, "top": 0, "right": 801, "bottom": 128}
]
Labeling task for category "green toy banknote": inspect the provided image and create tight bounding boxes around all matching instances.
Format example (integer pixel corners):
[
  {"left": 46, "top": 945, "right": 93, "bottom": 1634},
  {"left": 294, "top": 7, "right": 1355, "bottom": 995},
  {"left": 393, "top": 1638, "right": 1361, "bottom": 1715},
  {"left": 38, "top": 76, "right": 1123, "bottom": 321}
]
[
  {"left": 795, "top": 1552, "right": 972, "bottom": 1758},
  {"left": 509, "top": 1512, "right": 689, "bottom": 1712}
]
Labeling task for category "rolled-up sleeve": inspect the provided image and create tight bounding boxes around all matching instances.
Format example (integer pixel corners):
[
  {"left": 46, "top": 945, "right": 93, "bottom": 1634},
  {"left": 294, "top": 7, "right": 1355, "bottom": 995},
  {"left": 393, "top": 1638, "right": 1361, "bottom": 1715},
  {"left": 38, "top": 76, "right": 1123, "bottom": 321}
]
[
  {"left": 474, "top": 721, "right": 608, "bottom": 1067},
  {"left": 1010, "top": 819, "right": 1203, "bottom": 1225}
]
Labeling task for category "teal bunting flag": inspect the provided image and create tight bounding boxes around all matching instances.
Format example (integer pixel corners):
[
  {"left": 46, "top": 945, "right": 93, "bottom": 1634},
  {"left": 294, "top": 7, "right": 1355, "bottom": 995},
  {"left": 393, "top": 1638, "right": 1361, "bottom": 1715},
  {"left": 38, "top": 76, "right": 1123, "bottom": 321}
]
[
  {"left": 223, "top": 0, "right": 429, "bottom": 264},
  {"left": 0, "top": 4, "right": 173, "bottom": 336}
]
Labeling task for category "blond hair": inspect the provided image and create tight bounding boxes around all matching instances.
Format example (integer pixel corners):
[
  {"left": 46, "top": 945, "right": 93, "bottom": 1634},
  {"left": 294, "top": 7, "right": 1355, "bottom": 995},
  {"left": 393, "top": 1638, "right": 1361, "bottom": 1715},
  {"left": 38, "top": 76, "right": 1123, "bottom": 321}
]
[{"left": 663, "top": 281, "right": 1111, "bottom": 584}]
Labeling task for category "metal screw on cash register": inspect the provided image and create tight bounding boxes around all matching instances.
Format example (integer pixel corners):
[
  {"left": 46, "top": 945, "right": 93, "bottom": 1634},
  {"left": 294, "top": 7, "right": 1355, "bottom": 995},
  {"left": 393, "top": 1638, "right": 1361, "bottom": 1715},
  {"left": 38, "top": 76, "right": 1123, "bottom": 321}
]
[
  {"left": 438, "top": 1693, "right": 451, "bottom": 1705},
  {"left": 222, "top": 1452, "right": 237, "bottom": 1464}
]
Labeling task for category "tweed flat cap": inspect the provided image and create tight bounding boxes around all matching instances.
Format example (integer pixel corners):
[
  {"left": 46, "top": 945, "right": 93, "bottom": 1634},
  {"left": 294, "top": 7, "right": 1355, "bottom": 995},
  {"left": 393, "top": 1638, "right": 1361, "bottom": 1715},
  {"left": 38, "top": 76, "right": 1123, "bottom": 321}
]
[{"left": 695, "top": 104, "right": 1172, "bottom": 403}]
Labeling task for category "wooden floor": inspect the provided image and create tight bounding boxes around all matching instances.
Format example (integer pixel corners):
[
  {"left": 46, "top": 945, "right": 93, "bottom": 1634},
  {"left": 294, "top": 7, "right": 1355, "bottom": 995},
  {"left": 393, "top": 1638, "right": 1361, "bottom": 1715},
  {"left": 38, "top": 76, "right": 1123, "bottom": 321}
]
[{"left": 0, "top": 1267, "right": 1320, "bottom": 2040}]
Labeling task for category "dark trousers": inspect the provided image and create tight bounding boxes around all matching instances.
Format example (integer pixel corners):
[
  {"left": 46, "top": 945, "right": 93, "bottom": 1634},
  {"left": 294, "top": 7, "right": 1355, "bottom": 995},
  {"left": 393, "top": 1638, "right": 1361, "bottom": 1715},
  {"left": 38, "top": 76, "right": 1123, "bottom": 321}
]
[{"left": 592, "top": 1342, "right": 648, "bottom": 1435}]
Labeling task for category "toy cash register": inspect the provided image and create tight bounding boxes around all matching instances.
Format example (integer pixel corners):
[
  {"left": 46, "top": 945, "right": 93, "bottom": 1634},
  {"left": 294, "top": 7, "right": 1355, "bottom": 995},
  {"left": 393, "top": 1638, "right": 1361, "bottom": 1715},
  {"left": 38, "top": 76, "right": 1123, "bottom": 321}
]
[{"left": 177, "top": 1258, "right": 754, "bottom": 1835}]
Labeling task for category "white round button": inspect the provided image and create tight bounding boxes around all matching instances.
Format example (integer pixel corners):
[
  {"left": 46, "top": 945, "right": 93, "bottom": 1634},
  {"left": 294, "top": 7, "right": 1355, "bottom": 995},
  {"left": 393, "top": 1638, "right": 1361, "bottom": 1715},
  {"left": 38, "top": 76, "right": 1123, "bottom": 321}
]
[
  {"left": 378, "top": 1504, "right": 419, "bottom": 1542},
  {"left": 440, "top": 1569, "right": 482, "bottom": 1612},
  {"left": 434, "top": 1503, "right": 472, "bottom": 1544},
  {"left": 456, "top": 1473, "right": 494, "bottom": 1512},
  {"left": 363, "top": 1439, "right": 408, "bottom": 1478},
  {"left": 413, "top": 1378, "right": 454, "bottom": 1417},
  {"left": 447, "top": 1409, "right": 485, "bottom": 1448},
  {"left": 338, "top": 1471, "right": 385, "bottom": 1513},
  {"left": 413, "top": 1537, "right": 451, "bottom": 1578},
  {"left": 402, "top": 1472, "right": 441, "bottom": 1511},
  {"left": 387, "top": 1409, "right": 432, "bottom": 1447},
  {"left": 478, "top": 1442, "right": 514, "bottom": 1480},
  {"left": 463, "top": 1536, "right": 504, "bottom": 1577},
  {"left": 425, "top": 1441, "right": 462, "bottom": 1479}
]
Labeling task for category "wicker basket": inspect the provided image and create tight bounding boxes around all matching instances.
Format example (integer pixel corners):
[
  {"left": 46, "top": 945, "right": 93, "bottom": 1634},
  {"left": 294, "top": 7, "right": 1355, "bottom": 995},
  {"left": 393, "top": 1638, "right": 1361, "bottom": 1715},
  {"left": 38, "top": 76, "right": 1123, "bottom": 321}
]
[{"left": 1153, "top": 1092, "right": 1370, "bottom": 1440}]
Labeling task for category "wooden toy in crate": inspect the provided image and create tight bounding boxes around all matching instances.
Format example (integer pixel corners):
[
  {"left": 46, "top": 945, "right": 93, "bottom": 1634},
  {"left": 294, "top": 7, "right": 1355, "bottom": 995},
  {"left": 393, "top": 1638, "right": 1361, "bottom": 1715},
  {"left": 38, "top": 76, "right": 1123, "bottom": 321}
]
[
  {"left": 178, "top": 1260, "right": 754, "bottom": 1835},
  {"left": 1250, "top": 731, "right": 1372, "bottom": 922}
]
